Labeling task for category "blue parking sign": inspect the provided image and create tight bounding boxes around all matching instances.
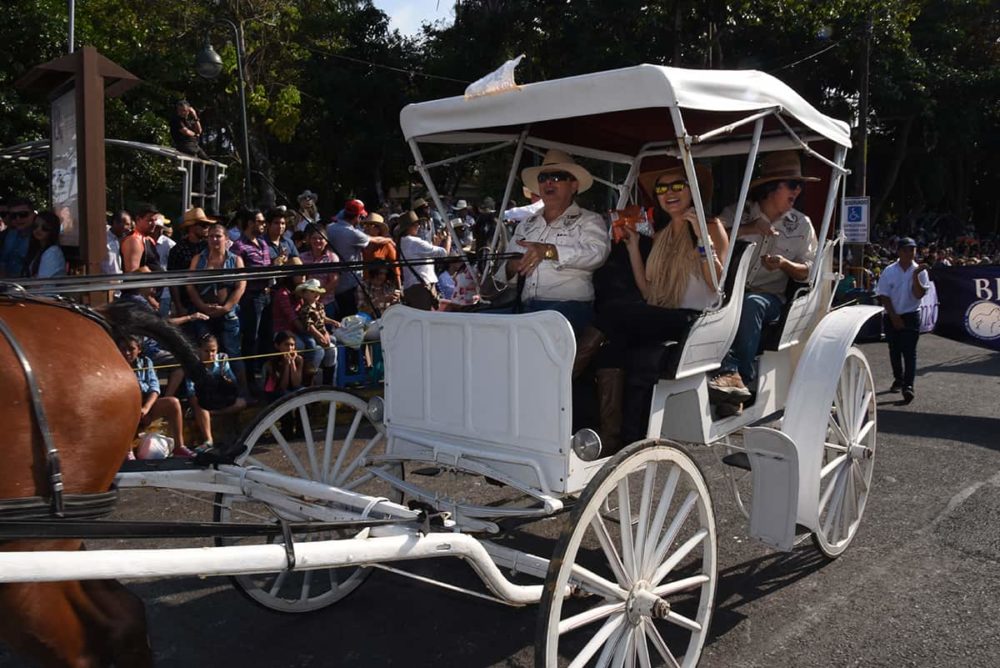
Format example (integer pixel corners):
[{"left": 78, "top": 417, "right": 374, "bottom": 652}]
[
  {"left": 847, "top": 205, "right": 863, "bottom": 223},
  {"left": 841, "top": 196, "right": 869, "bottom": 243}
]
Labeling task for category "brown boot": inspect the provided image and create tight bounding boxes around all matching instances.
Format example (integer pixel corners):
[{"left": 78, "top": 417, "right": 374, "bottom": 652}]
[
  {"left": 573, "top": 326, "right": 607, "bottom": 379},
  {"left": 596, "top": 368, "right": 625, "bottom": 455}
]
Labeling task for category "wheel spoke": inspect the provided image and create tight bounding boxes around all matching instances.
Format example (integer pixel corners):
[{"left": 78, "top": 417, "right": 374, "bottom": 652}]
[
  {"left": 652, "top": 573, "right": 711, "bottom": 597},
  {"left": 617, "top": 477, "right": 637, "bottom": 580},
  {"left": 300, "top": 568, "right": 313, "bottom": 601},
  {"left": 594, "top": 622, "right": 627, "bottom": 668},
  {"left": 647, "top": 491, "right": 698, "bottom": 578},
  {"left": 558, "top": 600, "right": 627, "bottom": 635},
  {"left": 298, "top": 406, "right": 320, "bottom": 480},
  {"left": 635, "top": 622, "right": 652, "bottom": 668},
  {"left": 855, "top": 419, "right": 875, "bottom": 447},
  {"left": 644, "top": 622, "right": 682, "bottom": 668},
  {"left": 852, "top": 390, "right": 873, "bottom": 438},
  {"left": 666, "top": 609, "right": 703, "bottom": 633},
  {"left": 267, "top": 570, "right": 288, "bottom": 597},
  {"left": 820, "top": 454, "right": 848, "bottom": 481},
  {"left": 570, "top": 563, "right": 629, "bottom": 601},
  {"left": 852, "top": 460, "right": 870, "bottom": 492},
  {"left": 334, "top": 432, "right": 385, "bottom": 488},
  {"left": 822, "top": 466, "right": 847, "bottom": 541},
  {"left": 566, "top": 613, "right": 626, "bottom": 668},
  {"left": 651, "top": 528, "right": 709, "bottom": 587},
  {"left": 640, "top": 466, "right": 680, "bottom": 579},
  {"left": 818, "top": 462, "right": 842, "bottom": 513},
  {"left": 269, "top": 425, "right": 309, "bottom": 479},
  {"left": 321, "top": 401, "right": 338, "bottom": 483},
  {"left": 610, "top": 622, "right": 633, "bottom": 668},
  {"left": 329, "top": 409, "right": 364, "bottom": 483},
  {"left": 591, "top": 514, "right": 631, "bottom": 588},
  {"left": 633, "top": 463, "right": 658, "bottom": 575}
]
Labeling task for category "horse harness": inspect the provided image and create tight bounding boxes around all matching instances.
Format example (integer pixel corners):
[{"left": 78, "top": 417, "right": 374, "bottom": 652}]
[{"left": 0, "top": 288, "right": 119, "bottom": 521}]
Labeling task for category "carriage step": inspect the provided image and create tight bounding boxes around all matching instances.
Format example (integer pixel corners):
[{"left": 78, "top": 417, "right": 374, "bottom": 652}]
[{"left": 721, "top": 451, "right": 751, "bottom": 471}]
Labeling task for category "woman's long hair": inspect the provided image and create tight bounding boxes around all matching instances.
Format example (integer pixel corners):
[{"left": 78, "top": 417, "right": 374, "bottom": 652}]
[
  {"left": 23, "top": 211, "right": 61, "bottom": 278},
  {"left": 644, "top": 219, "right": 700, "bottom": 308}
]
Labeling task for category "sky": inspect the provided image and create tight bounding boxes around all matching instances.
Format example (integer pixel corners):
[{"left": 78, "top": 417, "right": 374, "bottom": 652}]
[{"left": 374, "top": 0, "right": 455, "bottom": 36}]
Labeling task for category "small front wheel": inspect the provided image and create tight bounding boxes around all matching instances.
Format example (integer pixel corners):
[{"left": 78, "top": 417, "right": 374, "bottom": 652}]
[{"left": 536, "top": 441, "right": 717, "bottom": 667}]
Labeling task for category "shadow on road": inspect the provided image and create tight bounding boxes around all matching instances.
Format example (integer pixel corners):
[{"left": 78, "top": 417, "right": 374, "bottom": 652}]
[
  {"left": 879, "top": 409, "right": 1000, "bottom": 451},
  {"left": 708, "top": 544, "right": 830, "bottom": 642}
]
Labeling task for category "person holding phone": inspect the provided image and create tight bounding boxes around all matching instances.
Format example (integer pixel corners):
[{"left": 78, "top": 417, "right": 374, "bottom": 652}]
[{"left": 171, "top": 99, "right": 209, "bottom": 160}]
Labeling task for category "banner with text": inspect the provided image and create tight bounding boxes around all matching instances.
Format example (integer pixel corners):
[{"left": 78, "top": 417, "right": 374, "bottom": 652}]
[{"left": 931, "top": 266, "right": 1000, "bottom": 351}]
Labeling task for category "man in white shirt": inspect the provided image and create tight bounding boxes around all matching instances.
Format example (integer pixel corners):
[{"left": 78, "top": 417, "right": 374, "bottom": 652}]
[
  {"left": 505, "top": 149, "right": 610, "bottom": 334},
  {"left": 876, "top": 237, "right": 931, "bottom": 403}
]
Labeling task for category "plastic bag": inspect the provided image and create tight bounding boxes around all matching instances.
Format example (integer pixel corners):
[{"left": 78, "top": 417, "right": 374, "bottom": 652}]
[
  {"left": 136, "top": 432, "right": 173, "bottom": 459},
  {"left": 464, "top": 55, "right": 524, "bottom": 100},
  {"left": 336, "top": 314, "right": 369, "bottom": 349},
  {"left": 610, "top": 206, "right": 655, "bottom": 243}
]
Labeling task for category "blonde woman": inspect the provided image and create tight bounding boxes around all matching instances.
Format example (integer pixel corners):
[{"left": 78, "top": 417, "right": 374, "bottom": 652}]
[{"left": 574, "top": 164, "right": 728, "bottom": 451}]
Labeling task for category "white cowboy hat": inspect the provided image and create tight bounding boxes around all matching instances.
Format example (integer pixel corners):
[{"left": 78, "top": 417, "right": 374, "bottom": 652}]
[
  {"left": 295, "top": 278, "right": 326, "bottom": 295},
  {"left": 521, "top": 148, "right": 594, "bottom": 194}
]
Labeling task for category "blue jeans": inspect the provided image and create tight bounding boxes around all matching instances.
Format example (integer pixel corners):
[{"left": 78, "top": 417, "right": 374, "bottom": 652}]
[
  {"left": 884, "top": 312, "right": 919, "bottom": 388},
  {"left": 721, "top": 292, "right": 784, "bottom": 386},
  {"left": 192, "top": 308, "right": 244, "bottom": 376},
  {"left": 522, "top": 299, "right": 594, "bottom": 336}
]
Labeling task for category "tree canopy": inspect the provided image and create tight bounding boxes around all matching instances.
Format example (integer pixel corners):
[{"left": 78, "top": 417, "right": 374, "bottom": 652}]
[{"left": 0, "top": 0, "right": 996, "bottom": 233}]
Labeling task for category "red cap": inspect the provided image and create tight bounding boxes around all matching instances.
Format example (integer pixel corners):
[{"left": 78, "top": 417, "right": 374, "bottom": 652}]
[{"left": 344, "top": 199, "right": 367, "bottom": 218}]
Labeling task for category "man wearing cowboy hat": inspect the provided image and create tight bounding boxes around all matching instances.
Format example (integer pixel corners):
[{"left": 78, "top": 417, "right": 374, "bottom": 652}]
[
  {"left": 503, "top": 148, "right": 611, "bottom": 333},
  {"left": 168, "top": 207, "right": 214, "bottom": 318},
  {"left": 710, "top": 150, "right": 819, "bottom": 410},
  {"left": 410, "top": 197, "right": 441, "bottom": 243}
]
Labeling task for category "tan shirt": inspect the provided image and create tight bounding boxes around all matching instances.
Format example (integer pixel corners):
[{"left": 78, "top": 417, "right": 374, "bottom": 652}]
[
  {"left": 718, "top": 202, "right": 817, "bottom": 300},
  {"left": 507, "top": 202, "right": 611, "bottom": 302}
]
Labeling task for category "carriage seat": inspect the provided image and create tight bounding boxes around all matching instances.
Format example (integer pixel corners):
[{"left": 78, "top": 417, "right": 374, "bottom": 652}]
[
  {"left": 757, "top": 239, "right": 836, "bottom": 352},
  {"left": 626, "top": 240, "right": 755, "bottom": 384},
  {"left": 758, "top": 279, "right": 809, "bottom": 352}
]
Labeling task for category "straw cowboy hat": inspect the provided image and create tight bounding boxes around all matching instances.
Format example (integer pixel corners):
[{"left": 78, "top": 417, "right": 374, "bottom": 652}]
[
  {"left": 749, "top": 150, "right": 819, "bottom": 189},
  {"left": 362, "top": 212, "right": 390, "bottom": 236},
  {"left": 521, "top": 149, "right": 594, "bottom": 195},
  {"left": 180, "top": 207, "right": 216, "bottom": 229},
  {"left": 411, "top": 198, "right": 430, "bottom": 210},
  {"left": 638, "top": 164, "right": 714, "bottom": 205},
  {"left": 295, "top": 278, "right": 326, "bottom": 294}
]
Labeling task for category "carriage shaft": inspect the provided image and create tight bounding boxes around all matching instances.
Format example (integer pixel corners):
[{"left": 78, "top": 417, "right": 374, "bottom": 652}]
[{"left": 0, "top": 530, "right": 549, "bottom": 605}]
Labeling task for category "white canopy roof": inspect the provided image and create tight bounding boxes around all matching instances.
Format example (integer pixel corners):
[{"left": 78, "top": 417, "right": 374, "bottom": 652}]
[{"left": 400, "top": 64, "right": 851, "bottom": 156}]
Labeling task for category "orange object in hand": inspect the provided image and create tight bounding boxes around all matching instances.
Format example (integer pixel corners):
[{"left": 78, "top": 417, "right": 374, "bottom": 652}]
[{"left": 610, "top": 205, "right": 650, "bottom": 243}]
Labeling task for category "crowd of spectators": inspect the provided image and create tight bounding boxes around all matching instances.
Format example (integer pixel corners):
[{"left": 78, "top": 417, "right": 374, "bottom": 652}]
[{"left": 0, "top": 191, "right": 497, "bottom": 457}]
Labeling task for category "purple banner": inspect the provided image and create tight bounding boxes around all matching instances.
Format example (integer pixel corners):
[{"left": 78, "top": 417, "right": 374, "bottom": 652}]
[{"left": 931, "top": 266, "right": 1000, "bottom": 351}]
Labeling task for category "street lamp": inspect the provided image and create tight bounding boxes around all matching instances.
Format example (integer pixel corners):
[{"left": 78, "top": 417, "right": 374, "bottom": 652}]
[{"left": 195, "top": 19, "right": 253, "bottom": 205}]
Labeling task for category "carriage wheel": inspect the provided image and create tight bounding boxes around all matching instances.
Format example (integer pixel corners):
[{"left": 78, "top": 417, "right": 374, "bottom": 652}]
[
  {"left": 213, "top": 387, "right": 401, "bottom": 613},
  {"left": 536, "top": 441, "right": 717, "bottom": 668},
  {"left": 811, "top": 348, "right": 877, "bottom": 559},
  {"left": 718, "top": 433, "right": 752, "bottom": 521}
]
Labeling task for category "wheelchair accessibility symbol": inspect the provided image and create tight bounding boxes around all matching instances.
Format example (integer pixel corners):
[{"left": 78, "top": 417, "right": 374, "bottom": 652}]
[{"left": 847, "top": 206, "right": 863, "bottom": 223}]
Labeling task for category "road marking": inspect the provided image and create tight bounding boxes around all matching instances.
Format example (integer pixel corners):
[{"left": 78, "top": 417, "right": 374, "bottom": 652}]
[{"left": 920, "top": 469, "right": 1000, "bottom": 533}]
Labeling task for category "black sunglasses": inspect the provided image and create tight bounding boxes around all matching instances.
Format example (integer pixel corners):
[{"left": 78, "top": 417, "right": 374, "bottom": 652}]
[
  {"left": 783, "top": 179, "right": 805, "bottom": 190},
  {"left": 8, "top": 210, "right": 33, "bottom": 219},
  {"left": 537, "top": 171, "right": 576, "bottom": 184}
]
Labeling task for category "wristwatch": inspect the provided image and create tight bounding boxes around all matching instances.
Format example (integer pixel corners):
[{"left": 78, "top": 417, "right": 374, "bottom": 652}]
[{"left": 543, "top": 244, "right": 557, "bottom": 261}]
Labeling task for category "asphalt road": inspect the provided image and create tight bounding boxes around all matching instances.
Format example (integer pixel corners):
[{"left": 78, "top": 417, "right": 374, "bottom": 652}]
[{"left": 3, "top": 333, "right": 999, "bottom": 667}]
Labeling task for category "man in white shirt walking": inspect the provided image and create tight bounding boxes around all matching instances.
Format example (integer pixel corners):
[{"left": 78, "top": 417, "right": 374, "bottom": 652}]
[{"left": 876, "top": 237, "right": 931, "bottom": 403}]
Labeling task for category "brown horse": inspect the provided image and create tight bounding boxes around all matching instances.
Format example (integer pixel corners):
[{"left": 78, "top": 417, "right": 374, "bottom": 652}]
[{"left": 0, "top": 296, "right": 208, "bottom": 667}]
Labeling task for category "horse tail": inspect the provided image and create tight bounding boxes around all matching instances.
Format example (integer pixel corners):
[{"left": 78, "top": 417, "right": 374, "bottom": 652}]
[{"left": 102, "top": 301, "right": 207, "bottom": 382}]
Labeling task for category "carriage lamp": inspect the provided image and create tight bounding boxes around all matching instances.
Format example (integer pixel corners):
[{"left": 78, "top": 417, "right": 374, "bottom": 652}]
[
  {"left": 571, "top": 428, "right": 602, "bottom": 461},
  {"left": 366, "top": 396, "right": 385, "bottom": 424}
]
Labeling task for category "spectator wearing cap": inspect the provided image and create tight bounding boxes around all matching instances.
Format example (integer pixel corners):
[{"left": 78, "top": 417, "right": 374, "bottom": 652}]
[
  {"left": 168, "top": 207, "right": 212, "bottom": 322},
  {"left": 121, "top": 203, "right": 163, "bottom": 273},
  {"left": 876, "top": 237, "right": 931, "bottom": 404},
  {"left": 151, "top": 213, "right": 176, "bottom": 315},
  {"left": 0, "top": 197, "right": 37, "bottom": 278},
  {"left": 231, "top": 208, "right": 273, "bottom": 378},
  {"left": 504, "top": 149, "right": 611, "bottom": 334},
  {"left": 326, "top": 199, "right": 393, "bottom": 317}
]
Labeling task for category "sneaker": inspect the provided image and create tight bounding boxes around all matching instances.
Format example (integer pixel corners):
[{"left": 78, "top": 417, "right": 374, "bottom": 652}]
[
  {"left": 889, "top": 380, "right": 903, "bottom": 393},
  {"left": 708, "top": 371, "right": 752, "bottom": 404},
  {"left": 172, "top": 445, "right": 196, "bottom": 458},
  {"left": 716, "top": 401, "right": 743, "bottom": 418},
  {"left": 902, "top": 386, "right": 915, "bottom": 404}
]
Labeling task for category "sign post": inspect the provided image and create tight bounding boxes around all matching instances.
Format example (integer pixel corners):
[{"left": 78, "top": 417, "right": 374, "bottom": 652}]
[{"left": 16, "top": 47, "right": 139, "bottom": 298}]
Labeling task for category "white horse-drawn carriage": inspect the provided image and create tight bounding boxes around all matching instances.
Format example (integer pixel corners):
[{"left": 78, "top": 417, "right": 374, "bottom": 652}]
[{"left": 0, "top": 64, "right": 880, "bottom": 667}]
